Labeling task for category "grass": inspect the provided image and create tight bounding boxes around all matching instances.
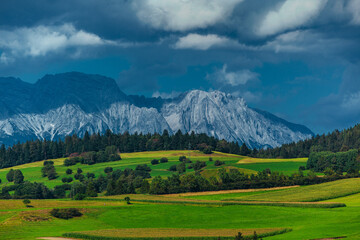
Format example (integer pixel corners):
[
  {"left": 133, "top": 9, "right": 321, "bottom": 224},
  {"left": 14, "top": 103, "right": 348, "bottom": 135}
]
[
  {"left": 0, "top": 189, "right": 357, "bottom": 239},
  {"left": 230, "top": 178, "right": 360, "bottom": 202},
  {"left": 0, "top": 150, "right": 359, "bottom": 239},
  {"left": 1, "top": 200, "right": 358, "bottom": 240},
  {"left": 238, "top": 157, "right": 308, "bottom": 164},
  {"left": 0, "top": 150, "right": 307, "bottom": 189},
  {"left": 64, "top": 227, "right": 287, "bottom": 238}
]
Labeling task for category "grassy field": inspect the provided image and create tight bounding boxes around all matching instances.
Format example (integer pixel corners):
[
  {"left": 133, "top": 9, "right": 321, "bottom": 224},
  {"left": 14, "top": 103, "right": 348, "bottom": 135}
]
[
  {"left": 0, "top": 194, "right": 359, "bottom": 240},
  {"left": 0, "top": 150, "right": 307, "bottom": 189},
  {"left": 1, "top": 151, "right": 360, "bottom": 239},
  {"left": 226, "top": 178, "right": 360, "bottom": 202}
]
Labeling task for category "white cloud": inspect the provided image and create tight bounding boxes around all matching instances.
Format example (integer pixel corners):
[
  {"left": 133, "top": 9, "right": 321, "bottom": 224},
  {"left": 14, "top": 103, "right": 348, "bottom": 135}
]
[
  {"left": 257, "top": 0, "right": 327, "bottom": 36},
  {"left": 262, "top": 30, "right": 349, "bottom": 54},
  {"left": 341, "top": 91, "right": 360, "bottom": 111},
  {"left": 0, "top": 53, "right": 14, "bottom": 64},
  {"left": 173, "top": 34, "right": 237, "bottom": 50},
  {"left": 152, "top": 91, "right": 182, "bottom": 99},
  {"left": 347, "top": 0, "right": 360, "bottom": 25},
  {"left": 133, "top": 0, "right": 242, "bottom": 31},
  {"left": 207, "top": 64, "right": 259, "bottom": 86},
  {"left": 0, "top": 24, "right": 108, "bottom": 58}
]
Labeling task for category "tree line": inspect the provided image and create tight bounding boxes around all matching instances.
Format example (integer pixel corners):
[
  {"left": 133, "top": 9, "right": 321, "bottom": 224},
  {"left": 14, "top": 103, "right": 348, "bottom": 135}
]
[{"left": 252, "top": 124, "right": 360, "bottom": 158}]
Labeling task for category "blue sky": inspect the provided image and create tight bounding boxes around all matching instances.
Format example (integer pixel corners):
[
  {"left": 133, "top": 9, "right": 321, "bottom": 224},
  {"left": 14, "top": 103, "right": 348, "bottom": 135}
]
[{"left": 0, "top": 0, "right": 359, "bottom": 134}]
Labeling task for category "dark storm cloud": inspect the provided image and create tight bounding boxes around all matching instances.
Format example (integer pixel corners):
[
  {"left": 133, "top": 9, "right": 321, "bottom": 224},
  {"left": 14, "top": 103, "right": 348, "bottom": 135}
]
[{"left": 0, "top": 0, "right": 360, "bottom": 133}]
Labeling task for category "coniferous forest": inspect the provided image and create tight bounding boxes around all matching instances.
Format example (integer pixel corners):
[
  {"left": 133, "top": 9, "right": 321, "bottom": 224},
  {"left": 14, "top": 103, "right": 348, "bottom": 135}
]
[{"left": 254, "top": 124, "right": 360, "bottom": 158}]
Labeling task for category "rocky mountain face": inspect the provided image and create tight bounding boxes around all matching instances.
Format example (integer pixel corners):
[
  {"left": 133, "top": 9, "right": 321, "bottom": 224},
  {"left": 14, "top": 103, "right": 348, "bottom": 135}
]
[{"left": 0, "top": 72, "right": 313, "bottom": 148}]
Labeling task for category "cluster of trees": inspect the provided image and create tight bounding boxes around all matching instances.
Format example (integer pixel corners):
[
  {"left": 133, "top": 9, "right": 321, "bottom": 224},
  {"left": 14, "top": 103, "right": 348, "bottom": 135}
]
[
  {"left": 0, "top": 130, "right": 242, "bottom": 169},
  {"left": 41, "top": 161, "right": 58, "bottom": 180},
  {"left": 307, "top": 149, "right": 360, "bottom": 173},
  {"left": 1, "top": 181, "right": 53, "bottom": 199},
  {"left": 254, "top": 124, "right": 360, "bottom": 158},
  {"left": 151, "top": 157, "right": 168, "bottom": 165},
  {"left": 64, "top": 146, "right": 121, "bottom": 166},
  {"left": 68, "top": 165, "right": 153, "bottom": 199},
  {"left": 6, "top": 169, "right": 24, "bottom": 184},
  {"left": 148, "top": 168, "right": 349, "bottom": 195}
]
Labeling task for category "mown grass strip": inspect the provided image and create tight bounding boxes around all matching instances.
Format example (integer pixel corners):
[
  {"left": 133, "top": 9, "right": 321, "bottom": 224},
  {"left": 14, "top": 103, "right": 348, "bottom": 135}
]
[
  {"left": 221, "top": 200, "right": 346, "bottom": 208},
  {"left": 91, "top": 197, "right": 345, "bottom": 208},
  {"left": 63, "top": 228, "right": 292, "bottom": 240},
  {"left": 234, "top": 178, "right": 360, "bottom": 203}
]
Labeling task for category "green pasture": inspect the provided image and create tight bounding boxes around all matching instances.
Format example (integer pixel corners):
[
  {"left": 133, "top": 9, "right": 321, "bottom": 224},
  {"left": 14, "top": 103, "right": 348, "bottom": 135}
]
[
  {"left": 0, "top": 150, "right": 308, "bottom": 189},
  {"left": 227, "top": 178, "right": 360, "bottom": 202},
  {"left": 0, "top": 195, "right": 359, "bottom": 240}
]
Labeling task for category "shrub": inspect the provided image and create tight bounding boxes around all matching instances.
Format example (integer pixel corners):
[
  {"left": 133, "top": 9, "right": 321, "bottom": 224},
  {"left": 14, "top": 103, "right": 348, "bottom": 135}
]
[
  {"left": 202, "top": 146, "right": 213, "bottom": 154},
  {"left": 50, "top": 208, "right": 82, "bottom": 219},
  {"left": 6, "top": 169, "right": 15, "bottom": 182},
  {"left": 191, "top": 161, "right": 207, "bottom": 171},
  {"left": 124, "top": 196, "right": 131, "bottom": 204},
  {"left": 209, "top": 157, "right": 213, "bottom": 162},
  {"left": 62, "top": 177, "right": 73, "bottom": 183},
  {"left": 73, "top": 193, "right": 86, "bottom": 200},
  {"left": 86, "top": 172, "right": 95, "bottom": 179},
  {"left": 104, "top": 167, "right": 113, "bottom": 174},
  {"left": 151, "top": 159, "right": 159, "bottom": 165},
  {"left": 160, "top": 157, "right": 168, "bottom": 163},
  {"left": 66, "top": 169, "right": 73, "bottom": 175},
  {"left": 74, "top": 173, "right": 85, "bottom": 182},
  {"left": 64, "top": 158, "right": 81, "bottom": 166},
  {"left": 169, "top": 165, "right": 177, "bottom": 171},
  {"left": 214, "top": 160, "right": 225, "bottom": 166},
  {"left": 13, "top": 169, "right": 24, "bottom": 184}
]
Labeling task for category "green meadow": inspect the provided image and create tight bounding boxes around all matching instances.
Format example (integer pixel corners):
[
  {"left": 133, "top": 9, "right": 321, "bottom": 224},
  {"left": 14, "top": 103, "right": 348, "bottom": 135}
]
[
  {"left": 0, "top": 151, "right": 359, "bottom": 239},
  {"left": 0, "top": 150, "right": 307, "bottom": 189}
]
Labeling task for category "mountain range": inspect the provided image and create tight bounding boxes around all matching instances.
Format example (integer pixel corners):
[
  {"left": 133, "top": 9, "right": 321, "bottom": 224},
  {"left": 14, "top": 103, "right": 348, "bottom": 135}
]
[{"left": 0, "top": 72, "right": 313, "bottom": 148}]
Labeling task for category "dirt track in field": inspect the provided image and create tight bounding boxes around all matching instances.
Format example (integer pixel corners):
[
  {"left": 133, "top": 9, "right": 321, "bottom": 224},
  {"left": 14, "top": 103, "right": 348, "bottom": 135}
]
[
  {"left": 38, "top": 238, "right": 80, "bottom": 240},
  {"left": 164, "top": 185, "right": 300, "bottom": 197}
]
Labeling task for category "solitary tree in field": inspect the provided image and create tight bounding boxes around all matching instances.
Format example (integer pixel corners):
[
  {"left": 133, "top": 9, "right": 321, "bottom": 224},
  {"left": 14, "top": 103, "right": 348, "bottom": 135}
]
[
  {"left": 124, "top": 196, "right": 131, "bottom": 204},
  {"left": 23, "top": 199, "right": 31, "bottom": 207}
]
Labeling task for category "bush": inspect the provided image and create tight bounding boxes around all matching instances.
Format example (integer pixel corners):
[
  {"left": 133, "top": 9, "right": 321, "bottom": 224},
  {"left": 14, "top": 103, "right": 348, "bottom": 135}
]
[
  {"left": 50, "top": 208, "right": 82, "bottom": 219},
  {"left": 104, "top": 167, "right": 113, "bottom": 174},
  {"left": 151, "top": 159, "right": 159, "bottom": 165},
  {"left": 169, "top": 165, "right": 177, "bottom": 171},
  {"left": 73, "top": 193, "right": 86, "bottom": 200},
  {"left": 86, "top": 172, "right": 95, "bottom": 179},
  {"left": 74, "top": 173, "right": 85, "bottom": 182},
  {"left": 214, "top": 160, "right": 225, "bottom": 166},
  {"left": 62, "top": 177, "right": 73, "bottom": 183},
  {"left": 64, "top": 157, "right": 81, "bottom": 166},
  {"left": 160, "top": 157, "right": 168, "bottom": 163},
  {"left": 66, "top": 169, "right": 73, "bottom": 175},
  {"left": 124, "top": 196, "right": 131, "bottom": 204},
  {"left": 209, "top": 157, "right": 213, "bottom": 162},
  {"left": 202, "top": 146, "right": 213, "bottom": 154},
  {"left": 191, "top": 161, "right": 207, "bottom": 171}
]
